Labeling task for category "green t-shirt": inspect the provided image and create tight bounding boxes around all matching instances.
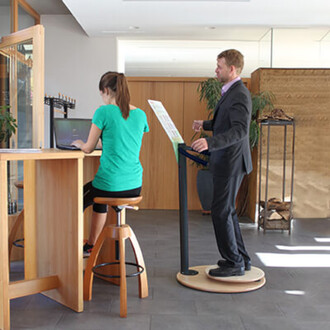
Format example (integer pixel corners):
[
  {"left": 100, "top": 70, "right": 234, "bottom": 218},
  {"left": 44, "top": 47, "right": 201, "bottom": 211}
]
[{"left": 92, "top": 105, "right": 149, "bottom": 192}]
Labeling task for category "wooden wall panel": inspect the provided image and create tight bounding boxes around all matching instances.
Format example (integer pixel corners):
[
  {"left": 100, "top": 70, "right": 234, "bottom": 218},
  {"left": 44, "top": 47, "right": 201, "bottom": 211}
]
[
  {"left": 183, "top": 82, "right": 208, "bottom": 210},
  {"left": 128, "top": 79, "right": 184, "bottom": 209},
  {"left": 251, "top": 68, "right": 330, "bottom": 219},
  {"left": 128, "top": 77, "right": 252, "bottom": 211}
]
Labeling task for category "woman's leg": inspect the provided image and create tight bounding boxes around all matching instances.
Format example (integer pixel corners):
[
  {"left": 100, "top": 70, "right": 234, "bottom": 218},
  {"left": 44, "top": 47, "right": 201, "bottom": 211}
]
[
  {"left": 87, "top": 211, "right": 108, "bottom": 245},
  {"left": 86, "top": 185, "right": 142, "bottom": 246}
]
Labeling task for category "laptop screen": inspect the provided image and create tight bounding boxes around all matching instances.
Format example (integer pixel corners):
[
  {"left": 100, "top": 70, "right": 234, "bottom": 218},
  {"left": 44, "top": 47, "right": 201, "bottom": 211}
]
[{"left": 54, "top": 118, "right": 92, "bottom": 148}]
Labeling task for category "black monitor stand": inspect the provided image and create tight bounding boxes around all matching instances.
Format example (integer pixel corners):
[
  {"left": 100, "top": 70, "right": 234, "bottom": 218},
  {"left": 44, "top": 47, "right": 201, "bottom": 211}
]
[
  {"left": 176, "top": 143, "right": 266, "bottom": 293},
  {"left": 178, "top": 143, "right": 207, "bottom": 275}
]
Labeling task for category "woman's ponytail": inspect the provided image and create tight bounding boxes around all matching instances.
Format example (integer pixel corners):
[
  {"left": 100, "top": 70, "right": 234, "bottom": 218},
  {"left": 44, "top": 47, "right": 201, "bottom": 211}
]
[
  {"left": 116, "top": 74, "right": 130, "bottom": 119},
  {"left": 99, "top": 71, "right": 130, "bottom": 119}
]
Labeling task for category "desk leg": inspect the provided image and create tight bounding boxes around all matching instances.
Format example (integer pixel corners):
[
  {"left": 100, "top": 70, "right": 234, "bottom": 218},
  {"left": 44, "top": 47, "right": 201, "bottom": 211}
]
[
  {"left": 0, "top": 160, "right": 10, "bottom": 330},
  {"left": 24, "top": 160, "right": 37, "bottom": 279},
  {"left": 32, "top": 158, "right": 83, "bottom": 312}
]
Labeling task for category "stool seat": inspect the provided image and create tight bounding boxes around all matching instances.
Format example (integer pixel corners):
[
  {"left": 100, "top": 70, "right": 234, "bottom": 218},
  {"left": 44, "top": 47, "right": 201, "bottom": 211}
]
[
  {"left": 14, "top": 181, "right": 24, "bottom": 190},
  {"left": 83, "top": 196, "right": 148, "bottom": 318},
  {"left": 93, "top": 196, "right": 142, "bottom": 207}
]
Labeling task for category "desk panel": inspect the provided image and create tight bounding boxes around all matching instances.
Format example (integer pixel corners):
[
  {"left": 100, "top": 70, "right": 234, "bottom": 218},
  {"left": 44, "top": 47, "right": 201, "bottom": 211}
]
[{"left": 1, "top": 150, "right": 84, "bottom": 330}]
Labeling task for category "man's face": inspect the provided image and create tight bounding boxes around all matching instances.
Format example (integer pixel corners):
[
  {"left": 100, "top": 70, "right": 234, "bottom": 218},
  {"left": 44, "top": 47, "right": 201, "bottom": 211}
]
[{"left": 215, "top": 57, "right": 231, "bottom": 84}]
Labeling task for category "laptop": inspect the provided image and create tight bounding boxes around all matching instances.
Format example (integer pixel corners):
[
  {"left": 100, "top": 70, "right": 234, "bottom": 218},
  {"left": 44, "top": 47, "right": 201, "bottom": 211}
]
[{"left": 54, "top": 118, "right": 93, "bottom": 150}]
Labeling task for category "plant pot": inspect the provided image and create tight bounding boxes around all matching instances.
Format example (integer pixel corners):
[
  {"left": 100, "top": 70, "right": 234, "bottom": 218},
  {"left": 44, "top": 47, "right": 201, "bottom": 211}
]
[{"left": 196, "top": 169, "right": 213, "bottom": 214}]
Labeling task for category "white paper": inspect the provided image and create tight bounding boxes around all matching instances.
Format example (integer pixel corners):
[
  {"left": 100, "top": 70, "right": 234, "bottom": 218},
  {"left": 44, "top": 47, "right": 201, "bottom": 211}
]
[{"left": 148, "top": 100, "right": 184, "bottom": 144}]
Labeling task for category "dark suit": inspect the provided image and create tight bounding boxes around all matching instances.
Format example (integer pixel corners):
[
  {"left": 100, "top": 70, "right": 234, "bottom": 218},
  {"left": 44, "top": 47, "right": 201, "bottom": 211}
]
[{"left": 203, "top": 79, "right": 252, "bottom": 267}]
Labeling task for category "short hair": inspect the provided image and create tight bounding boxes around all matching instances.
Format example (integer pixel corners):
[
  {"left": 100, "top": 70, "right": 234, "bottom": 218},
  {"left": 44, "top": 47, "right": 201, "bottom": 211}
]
[{"left": 217, "top": 49, "right": 244, "bottom": 75}]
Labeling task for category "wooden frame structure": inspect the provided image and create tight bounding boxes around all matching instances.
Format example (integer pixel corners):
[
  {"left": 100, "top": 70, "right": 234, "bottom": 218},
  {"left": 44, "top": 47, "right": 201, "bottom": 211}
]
[
  {"left": 0, "top": 24, "right": 45, "bottom": 148},
  {"left": 11, "top": 0, "right": 40, "bottom": 33}
]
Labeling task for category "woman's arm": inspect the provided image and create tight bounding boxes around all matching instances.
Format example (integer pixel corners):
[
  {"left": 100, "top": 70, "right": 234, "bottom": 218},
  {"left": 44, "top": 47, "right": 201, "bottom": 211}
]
[{"left": 72, "top": 123, "right": 102, "bottom": 154}]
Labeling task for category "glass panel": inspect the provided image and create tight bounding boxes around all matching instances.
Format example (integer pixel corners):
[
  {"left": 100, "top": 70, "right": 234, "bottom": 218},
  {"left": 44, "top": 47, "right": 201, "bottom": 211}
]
[
  {"left": 0, "top": 2, "right": 11, "bottom": 37},
  {"left": 16, "top": 39, "right": 33, "bottom": 148},
  {"left": 0, "top": 39, "right": 33, "bottom": 213},
  {"left": 18, "top": 4, "right": 35, "bottom": 31}
]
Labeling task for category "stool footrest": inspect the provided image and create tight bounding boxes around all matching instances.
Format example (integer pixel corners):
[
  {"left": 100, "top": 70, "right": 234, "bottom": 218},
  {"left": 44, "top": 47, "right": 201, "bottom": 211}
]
[
  {"left": 13, "top": 238, "right": 24, "bottom": 248},
  {"left": 92, "top": 261, "right": 144, "bottom": 279}
]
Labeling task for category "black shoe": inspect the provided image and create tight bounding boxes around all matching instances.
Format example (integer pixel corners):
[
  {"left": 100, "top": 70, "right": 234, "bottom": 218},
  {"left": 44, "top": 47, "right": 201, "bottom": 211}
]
[
  {"left": 244, "top": 260, "right": 252, "bottom": 271},
  {"left": 209, "top": 266, "right": 245, "bottom": 277},
  {"left": 83, "top": 242, "right": 94, "bottom": 258},
  {"left": 217, "top": 259, "right": 251, "bottom": 271}
]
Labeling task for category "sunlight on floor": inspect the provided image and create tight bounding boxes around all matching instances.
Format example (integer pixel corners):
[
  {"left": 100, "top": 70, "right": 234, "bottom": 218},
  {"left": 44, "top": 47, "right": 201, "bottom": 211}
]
[
  {"left": 256, "top": 253, "right": 330, "bottom": 267},
  {"left": 314, "top": 237, "right": 330, "bottom": 243},
  {"left": 285, "top": 290, "right": 305, "bottom": 295},
  {"left": 276, "top": 245, "right": 330, "bottom": 251}
]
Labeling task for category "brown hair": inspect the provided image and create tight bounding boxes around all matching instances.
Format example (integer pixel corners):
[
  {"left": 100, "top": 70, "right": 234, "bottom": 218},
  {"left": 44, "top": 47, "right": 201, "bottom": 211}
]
[
  {"left": 217, "top": 49, "right": 244, "bottom": 75},
  {"left": 99, "top": 71, "right": 130, "bottom": 119}
]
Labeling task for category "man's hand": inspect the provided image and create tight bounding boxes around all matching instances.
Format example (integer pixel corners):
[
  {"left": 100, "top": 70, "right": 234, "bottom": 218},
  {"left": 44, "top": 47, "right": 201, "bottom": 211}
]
[
  {"left": 191, "top": 138, "right": 208, "bottom": 152},
  {"left": 192, "top": 120, "right": 203, "bottom": 132}
]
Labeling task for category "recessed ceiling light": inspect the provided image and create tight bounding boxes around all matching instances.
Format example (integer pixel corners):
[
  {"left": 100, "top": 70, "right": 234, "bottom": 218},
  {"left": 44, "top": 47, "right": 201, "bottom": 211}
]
[
  {"left": 205, "top": 26, "right": 216, "bottom": 30},
  {"left": 129, "top": 26, "right": 140, "bottom": 30}
]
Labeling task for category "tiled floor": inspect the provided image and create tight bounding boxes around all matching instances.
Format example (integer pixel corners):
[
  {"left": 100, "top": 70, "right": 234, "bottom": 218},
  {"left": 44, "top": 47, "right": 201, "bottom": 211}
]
[{"left": 9, "top": 211, "right": 330, "bottom": 330}]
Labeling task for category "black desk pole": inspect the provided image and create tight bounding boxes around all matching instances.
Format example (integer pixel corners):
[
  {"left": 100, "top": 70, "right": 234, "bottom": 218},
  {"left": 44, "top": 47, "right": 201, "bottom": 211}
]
[{"left": 178, "top": 143, "right": 198, "bottom": 276}]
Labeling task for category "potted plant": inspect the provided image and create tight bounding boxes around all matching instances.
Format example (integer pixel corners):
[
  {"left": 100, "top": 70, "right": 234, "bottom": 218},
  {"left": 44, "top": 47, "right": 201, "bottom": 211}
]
[
  {"left": 193, "top": 78, "right": 274, "bottom": 216},
  {"left": 0, "top": 105, "right": 17, "bottom": 146}
]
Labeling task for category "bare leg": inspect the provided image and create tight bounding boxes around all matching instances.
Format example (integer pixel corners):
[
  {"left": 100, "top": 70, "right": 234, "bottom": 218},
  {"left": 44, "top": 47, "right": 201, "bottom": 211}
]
[{"left": 87, "top": 211, "right": 107, "bottom": 245}]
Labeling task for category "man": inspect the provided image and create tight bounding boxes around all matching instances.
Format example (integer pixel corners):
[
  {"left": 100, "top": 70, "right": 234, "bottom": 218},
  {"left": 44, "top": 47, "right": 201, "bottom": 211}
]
[{"left": 191, "top": 49, "right": 252, "bottom": 277}]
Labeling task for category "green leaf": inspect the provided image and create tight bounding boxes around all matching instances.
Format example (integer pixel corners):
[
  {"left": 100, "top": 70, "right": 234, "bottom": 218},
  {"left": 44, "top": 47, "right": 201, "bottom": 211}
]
[{"left": 0, "top": 105, "right": 17, "bottom": 143}]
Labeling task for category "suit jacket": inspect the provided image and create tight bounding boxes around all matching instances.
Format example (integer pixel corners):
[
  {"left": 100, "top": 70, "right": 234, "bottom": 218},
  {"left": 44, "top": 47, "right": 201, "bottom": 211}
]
[{"left": 203, "top": 80, "right": 252, "bottom": 177}]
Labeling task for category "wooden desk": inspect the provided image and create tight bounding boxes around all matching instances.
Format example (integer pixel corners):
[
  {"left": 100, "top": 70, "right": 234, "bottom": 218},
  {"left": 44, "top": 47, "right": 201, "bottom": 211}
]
[{"left": 0, "top": 149, "right": 84, "bottom": 330}]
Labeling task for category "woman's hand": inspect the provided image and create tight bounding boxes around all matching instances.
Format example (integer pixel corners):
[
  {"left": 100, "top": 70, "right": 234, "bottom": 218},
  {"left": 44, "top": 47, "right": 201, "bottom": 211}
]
[
  {"left": 71, "top": 139, "right": 84, "bottom": 149},
  {"left": 74, "top": 124, "right": 102, "bottom": 154}
]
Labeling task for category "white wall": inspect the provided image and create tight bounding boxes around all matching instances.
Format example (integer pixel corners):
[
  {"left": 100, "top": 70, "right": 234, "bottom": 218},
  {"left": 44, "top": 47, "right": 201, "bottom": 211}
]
[
  {"left": 121, "top": 40, "right": 262, "bottom": 78},
  {"left": 41, "top": 15, "right": 118, "bottom": 146},
  {"left": 273, "top": 28, "right": 330, "bottom": 68},
  {"left": 120, "top": 28, "right": 330, "bottom": 77}
]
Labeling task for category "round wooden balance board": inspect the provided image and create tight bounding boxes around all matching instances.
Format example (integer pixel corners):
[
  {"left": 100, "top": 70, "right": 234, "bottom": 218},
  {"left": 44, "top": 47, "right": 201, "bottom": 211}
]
[{"left": 177, "top": 265, "right": 266, "bottom": 293}]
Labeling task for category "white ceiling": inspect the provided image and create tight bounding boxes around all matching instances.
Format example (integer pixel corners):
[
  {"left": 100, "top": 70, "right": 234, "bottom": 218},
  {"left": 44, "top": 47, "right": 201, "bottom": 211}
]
[
  {"left": 60, "top": 0, "right": 330, "bottom": 40},
  {"left": 6, "top": 0, "right": 329, "bottom": 76},
  {"left": 2, "top": 0, "right": 329, "bottom": 41}
]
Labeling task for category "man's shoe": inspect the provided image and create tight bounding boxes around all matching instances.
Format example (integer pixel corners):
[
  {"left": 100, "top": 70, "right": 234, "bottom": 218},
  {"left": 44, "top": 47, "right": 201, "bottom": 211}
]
[
  {"left": 83, "top": 242, "right": 94, "bottom": 258},
  {"left": 217, "top": 259, "right": 251, "bottom": 271},
  {"left": 209, "top": 266, "right": 245, "bottom": 277},
  {"left": 244, "top": 260, "right": 252, "bottom": 271}
]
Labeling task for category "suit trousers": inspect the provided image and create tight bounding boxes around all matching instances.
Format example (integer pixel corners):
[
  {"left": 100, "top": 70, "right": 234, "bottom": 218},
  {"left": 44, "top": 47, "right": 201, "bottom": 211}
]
[{"left": 211, "top": 173, "right": 250, "bottom": 267}]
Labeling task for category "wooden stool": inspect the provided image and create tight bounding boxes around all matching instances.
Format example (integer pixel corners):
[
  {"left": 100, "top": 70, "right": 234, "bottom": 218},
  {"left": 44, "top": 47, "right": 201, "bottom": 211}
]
[
  {"left": 8, "top": 181, "right": 24, "bottom": 261},
  {"left": 83, "top": 196, "right": 148, "bottom": 318}
]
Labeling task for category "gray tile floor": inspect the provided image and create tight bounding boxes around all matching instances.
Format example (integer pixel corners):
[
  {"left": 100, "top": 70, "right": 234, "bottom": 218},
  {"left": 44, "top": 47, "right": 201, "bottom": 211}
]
[{"left": 9, "top": 211, "right": 330, "bottom": 330}]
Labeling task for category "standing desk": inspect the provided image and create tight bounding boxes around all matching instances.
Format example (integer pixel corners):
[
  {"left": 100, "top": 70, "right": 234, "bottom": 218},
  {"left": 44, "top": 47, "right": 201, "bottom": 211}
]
[{"left": 0, "top": 149, "right": 84, "bottom": 330}]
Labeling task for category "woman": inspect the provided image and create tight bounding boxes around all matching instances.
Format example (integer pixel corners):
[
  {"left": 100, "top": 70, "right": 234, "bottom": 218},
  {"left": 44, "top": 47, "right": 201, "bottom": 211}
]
[{"left": 72, "top": 71, "right": 149, "bottom": 257}]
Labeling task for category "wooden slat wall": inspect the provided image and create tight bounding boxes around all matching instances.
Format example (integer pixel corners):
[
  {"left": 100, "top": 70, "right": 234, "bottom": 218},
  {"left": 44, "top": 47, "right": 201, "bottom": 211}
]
[
  {"left": 251, "top": 68, "right": 330, "bottom": 218},
  {"left": 127, "top": 77, "right": 251, "bottom": 210}
]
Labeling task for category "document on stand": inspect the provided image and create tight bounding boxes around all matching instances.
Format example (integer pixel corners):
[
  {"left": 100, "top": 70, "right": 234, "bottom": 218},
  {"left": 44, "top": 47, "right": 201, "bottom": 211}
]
[{"left": 148, "top": 99, "right": 184, "bottom": 162}]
